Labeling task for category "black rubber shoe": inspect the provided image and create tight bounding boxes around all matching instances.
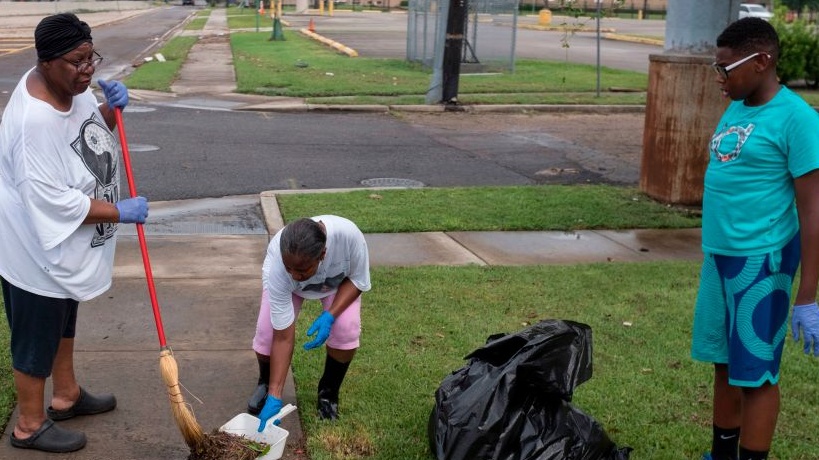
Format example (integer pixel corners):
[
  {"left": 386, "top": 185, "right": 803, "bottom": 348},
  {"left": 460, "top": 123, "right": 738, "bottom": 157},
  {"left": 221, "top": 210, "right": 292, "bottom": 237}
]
[
  {"left": 247, "top": 383, "right": 268, "bottom": 415},
  {"left": 10, "top": 419, "right": 86, "bottom": 453},
  {"left": 46, "top": 387, "right": 116, "bottom": 421},
  {"left": 317, "top": 389, "right": 338, "bottom": 420}
]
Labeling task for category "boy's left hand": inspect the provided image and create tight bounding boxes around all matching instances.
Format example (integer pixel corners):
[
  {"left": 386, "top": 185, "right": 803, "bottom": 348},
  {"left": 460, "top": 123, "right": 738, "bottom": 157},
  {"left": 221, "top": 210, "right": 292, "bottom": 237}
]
[{"left": 791, "top": 302, "right": 819, "bottom": 356}]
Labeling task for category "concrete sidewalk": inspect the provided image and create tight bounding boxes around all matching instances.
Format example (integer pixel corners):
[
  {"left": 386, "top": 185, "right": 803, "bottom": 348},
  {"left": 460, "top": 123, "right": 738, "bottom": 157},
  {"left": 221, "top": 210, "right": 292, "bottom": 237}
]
[{"left": 0, "top": 6, "right": 703, "bottom": 460}]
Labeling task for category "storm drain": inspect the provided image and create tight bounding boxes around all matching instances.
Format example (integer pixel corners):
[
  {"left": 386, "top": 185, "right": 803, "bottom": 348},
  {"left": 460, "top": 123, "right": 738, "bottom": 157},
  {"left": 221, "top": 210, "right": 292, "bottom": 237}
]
[{"left": 360, "top": 178, "right": 425, "bottom": 188}]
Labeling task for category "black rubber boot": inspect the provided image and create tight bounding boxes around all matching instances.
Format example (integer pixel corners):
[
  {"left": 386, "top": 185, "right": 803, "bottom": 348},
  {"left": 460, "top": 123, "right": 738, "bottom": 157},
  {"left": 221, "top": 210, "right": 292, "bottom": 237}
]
[
  {"left": 316, "top": 354, "right": 350, "bottom": 421},
  {"left": 248, "top": 354, "right": 270, "bottom": 415},
  {"left": 247, "top": 383, "right": 268, "bottom": 416},
  {"left": 317, "top": 388, "right": 339, "bottom": 421}
]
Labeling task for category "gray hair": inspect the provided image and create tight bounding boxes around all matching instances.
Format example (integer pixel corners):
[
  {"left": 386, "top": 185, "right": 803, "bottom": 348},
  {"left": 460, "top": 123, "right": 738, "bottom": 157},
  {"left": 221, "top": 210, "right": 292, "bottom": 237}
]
[{"left": 279, "top": 218, "right": 326, "bottom": 260}]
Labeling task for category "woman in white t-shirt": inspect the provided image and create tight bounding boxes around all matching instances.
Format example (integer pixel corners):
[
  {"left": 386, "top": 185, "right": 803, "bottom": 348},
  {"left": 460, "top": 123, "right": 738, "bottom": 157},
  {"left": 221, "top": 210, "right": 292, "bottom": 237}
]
[
  {"left": 0, "top": 13, "right": 148, "bottom": 454},
  {"left": 250, "top": 215, "right": 371, "bottom": 430}
]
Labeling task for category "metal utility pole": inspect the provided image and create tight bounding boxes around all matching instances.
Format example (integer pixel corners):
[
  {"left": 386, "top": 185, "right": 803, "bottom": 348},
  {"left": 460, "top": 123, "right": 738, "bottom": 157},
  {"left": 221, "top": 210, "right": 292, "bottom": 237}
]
[
  {"left": 595, "top": 0, "right": 601, "bottom": 97},
  {"left": 441, "top": 0, "right": 466, "bottom": 105},
  {"left": 640, "top": 0, "right": 740, "bottom": 205}
]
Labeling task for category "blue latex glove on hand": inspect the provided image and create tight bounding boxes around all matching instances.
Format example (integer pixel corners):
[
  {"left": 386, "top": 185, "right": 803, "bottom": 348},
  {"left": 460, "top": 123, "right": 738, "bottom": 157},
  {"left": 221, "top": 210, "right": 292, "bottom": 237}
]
[
  {"left": 257, "top": 395, "right": 283, "bottom": 432},
  {"left": 792, "top": 302, "right": 819, "bottom": 356},
  {"left": 115, "top": 196, "right": 148, "bottom": 224},
  {"left": 304, "top": 311, "right": 335, "bottom": 351},
  {"left": 97, "top": 79, "right": 129, "bottom": 108}
]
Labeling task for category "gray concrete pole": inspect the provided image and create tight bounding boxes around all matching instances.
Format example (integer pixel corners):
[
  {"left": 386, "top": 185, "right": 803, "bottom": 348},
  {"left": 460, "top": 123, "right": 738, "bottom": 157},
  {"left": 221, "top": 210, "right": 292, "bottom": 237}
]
[
  {"left": 639, "top": 0, "right": 742, "bottom": 205},
  {"left": 665, "top": 0, "right": 740, "bottom": 53}
]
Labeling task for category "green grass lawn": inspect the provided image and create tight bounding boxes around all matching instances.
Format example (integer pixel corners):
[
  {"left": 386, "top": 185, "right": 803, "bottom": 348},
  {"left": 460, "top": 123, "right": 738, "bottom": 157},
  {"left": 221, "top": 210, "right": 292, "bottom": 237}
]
[
  {"left": 291, "top": 263, "right": 819, "bottom": 460},
  {"left": 228, "top": 30, "right": 648, "bottom": 104},
  {"left": 0, "top": 311, "right": 11, "bottom": 437},
  {"left": 123, "top": 36, "right": 198, "bottom": 91},
  {"left": 275, "top": 185, "right": 701, "bottom": 233}
]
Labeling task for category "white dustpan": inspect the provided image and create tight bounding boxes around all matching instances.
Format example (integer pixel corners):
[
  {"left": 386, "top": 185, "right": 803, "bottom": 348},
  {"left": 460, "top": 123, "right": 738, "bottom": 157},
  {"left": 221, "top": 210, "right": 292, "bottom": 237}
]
[{"left": 219, "top": 404, "right": 297, "bottom": 460}]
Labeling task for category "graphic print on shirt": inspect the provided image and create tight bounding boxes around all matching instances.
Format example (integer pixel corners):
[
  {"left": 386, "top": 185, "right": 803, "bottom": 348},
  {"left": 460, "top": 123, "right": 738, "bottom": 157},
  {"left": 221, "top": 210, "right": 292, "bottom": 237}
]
[
  {"left": 70, "top": 113, "right": 119, "bottom": 248},
  {"left": 302, "top": 272, "right": 346, "bottom": 293},
  {"left": 710, "top": 123, "right": 755, "bottom": 163}
]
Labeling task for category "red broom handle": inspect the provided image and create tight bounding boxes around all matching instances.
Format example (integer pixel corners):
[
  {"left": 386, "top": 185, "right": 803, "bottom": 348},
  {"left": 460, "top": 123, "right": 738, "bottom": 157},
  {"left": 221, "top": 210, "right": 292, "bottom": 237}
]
[{"left": 114, "top": 107, "right": 168, "bottom": 349}]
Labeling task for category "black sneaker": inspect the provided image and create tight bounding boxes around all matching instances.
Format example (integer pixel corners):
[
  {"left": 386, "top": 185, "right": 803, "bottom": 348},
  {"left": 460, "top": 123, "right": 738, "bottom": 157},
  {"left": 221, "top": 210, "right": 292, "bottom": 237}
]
[
  {"left": 247, "top": 383, "right": 268, "bottom": 416},
  {"left": 317, "top": 389, "right": 338, "bottom": 420}
]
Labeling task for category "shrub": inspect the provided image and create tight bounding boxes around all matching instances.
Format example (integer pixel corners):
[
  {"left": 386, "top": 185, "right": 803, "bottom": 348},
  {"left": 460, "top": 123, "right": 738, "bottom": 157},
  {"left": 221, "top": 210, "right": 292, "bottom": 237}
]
[{"left": 771, "top": 7, "right": 819, "bottom": 85}]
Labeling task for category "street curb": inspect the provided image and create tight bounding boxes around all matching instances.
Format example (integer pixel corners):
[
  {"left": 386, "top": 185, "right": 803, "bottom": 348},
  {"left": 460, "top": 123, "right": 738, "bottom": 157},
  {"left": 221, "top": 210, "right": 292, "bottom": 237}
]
[{"left": 236, "top": 103, "right": 646, "bottom": 114}]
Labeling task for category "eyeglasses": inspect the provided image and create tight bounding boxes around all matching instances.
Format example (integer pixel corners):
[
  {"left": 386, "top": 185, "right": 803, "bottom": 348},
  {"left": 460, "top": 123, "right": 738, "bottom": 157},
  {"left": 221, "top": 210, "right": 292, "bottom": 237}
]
[
  {"left": 711, "top": 52, "right": 768, "bottom": 79},
  {"left": 61, "top": 51, "right": 104, "bottom": 73}
]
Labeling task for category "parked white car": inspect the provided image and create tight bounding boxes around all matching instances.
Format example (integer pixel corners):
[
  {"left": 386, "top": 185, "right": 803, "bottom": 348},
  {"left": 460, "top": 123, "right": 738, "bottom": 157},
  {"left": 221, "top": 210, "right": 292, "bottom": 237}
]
[{"left": 739, "top": 3, "right": 774, "bottom": 20}]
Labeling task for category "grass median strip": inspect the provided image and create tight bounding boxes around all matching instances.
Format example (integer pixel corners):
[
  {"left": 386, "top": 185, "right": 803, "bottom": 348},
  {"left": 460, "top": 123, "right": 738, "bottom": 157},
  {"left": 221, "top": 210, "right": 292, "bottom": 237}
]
[
  {"left": 124, "top": 35, "right": 198, "bottom": 92},
  {"left": 275, "top": 185, "right": 701, "bottom": 233},
  {"left": 233, "top": 34, "right": 646, "bottom": 98}
]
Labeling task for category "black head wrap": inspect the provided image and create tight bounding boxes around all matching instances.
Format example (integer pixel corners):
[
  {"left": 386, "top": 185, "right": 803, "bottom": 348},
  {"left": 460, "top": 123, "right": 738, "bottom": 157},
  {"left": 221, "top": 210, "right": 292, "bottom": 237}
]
[{"left": 35, "top": 13, "right": 93, "bottom": 62}]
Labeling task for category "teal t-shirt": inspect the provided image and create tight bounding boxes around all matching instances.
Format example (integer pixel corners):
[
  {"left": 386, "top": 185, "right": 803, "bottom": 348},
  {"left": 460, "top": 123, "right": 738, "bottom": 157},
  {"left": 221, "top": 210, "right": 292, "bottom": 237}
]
[{"left": 702, "top": 86, "right": 819, "bottom": 256}]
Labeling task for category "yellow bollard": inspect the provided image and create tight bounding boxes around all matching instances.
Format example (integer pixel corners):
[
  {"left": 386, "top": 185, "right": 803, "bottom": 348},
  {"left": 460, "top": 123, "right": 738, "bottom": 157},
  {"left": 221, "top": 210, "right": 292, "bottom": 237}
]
[
  {"left": 538, "top": 9, "right": 552, "bottom": 26},
  {"left": 329, "top": 0, "right": 334, "bottom": 15},
  {"left": 637, "top": 9, "right": 643, "bottom": 20},
  {"left": 319, "top": 0, "right": 324, "bottom": 15}
]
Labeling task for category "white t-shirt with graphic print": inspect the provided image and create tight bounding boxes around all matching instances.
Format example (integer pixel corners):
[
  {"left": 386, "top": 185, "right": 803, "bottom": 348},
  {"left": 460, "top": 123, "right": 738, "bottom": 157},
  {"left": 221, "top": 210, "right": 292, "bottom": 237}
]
[
  {"left": 262, "top": 215, "right": 371, "bottom": 330},
  {"left": 0, "top": 68, "right": 120, "bottom": 301}
]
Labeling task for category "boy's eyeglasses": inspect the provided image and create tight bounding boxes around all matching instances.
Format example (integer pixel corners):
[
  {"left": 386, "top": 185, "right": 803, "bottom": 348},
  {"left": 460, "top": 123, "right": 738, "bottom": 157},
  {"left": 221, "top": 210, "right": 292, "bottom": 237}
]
[
  {"left": 61, "top": 51, "right": 104, "bottom": 73},
  {"left": 711, "top": 52, "right": 768, "bottom": 79}
]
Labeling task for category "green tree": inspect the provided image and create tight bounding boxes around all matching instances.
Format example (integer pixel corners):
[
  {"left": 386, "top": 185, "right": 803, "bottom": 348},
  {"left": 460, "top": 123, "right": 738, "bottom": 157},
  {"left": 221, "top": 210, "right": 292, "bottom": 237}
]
[{"left": 778, "top": 0, "right": 819, "bottom": 17}]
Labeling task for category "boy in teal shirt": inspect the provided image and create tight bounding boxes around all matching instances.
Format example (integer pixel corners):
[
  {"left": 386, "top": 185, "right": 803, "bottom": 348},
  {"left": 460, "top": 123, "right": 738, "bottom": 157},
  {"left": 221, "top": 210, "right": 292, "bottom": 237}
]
[{"left": 692, "top": 17, "right": 819, "bottom": 460}]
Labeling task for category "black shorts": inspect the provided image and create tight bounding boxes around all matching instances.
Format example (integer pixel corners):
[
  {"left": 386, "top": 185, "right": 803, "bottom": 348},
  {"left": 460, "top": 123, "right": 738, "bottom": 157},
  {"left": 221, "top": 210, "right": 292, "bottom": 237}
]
[{"left": 2, "top": 277, "right": 78, "bottom": 378}]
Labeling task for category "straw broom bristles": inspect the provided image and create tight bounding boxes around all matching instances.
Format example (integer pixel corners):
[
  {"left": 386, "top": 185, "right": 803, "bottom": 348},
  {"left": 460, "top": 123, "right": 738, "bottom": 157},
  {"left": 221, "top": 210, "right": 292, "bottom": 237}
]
[{"left": 159, "top": 348, "right": 206, "bottom": 449}]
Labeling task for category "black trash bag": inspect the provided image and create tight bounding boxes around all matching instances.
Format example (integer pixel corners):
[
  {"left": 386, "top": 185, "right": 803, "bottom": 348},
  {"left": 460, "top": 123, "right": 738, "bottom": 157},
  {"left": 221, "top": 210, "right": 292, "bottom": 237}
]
[{"left": 428, "top": 319, "right": 632, "bottom": 460}]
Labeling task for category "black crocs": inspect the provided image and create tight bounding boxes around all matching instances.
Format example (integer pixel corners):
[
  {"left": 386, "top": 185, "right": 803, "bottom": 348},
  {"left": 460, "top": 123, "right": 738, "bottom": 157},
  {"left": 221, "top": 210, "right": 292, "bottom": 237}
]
[
  {"left": 247, "top": 383, "right": 268, "bottom": 415},
  {"left": 46, "top": 387, "right": 117, "bottom": 421},
  {"left": 10, "top": 419, "right": 86, "bottom": 453}
]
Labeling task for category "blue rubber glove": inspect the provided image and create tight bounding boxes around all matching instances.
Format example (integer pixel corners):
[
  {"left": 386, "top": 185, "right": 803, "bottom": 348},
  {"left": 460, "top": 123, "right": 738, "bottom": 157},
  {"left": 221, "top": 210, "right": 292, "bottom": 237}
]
[
  {"left": 304, "top": 311, "right": 335, "bottom": 351},
  {"left": 115, "top": 196, "right": 148, "bottom": 224},
  {"left": 257, "top": 394, "right": 283, "bottom": 432},
  {"left": 791, "top": 302, "right": 819, "bottom": 356},
  {"left": 97, "top": 79, "right": 129, "bottom": 108}
]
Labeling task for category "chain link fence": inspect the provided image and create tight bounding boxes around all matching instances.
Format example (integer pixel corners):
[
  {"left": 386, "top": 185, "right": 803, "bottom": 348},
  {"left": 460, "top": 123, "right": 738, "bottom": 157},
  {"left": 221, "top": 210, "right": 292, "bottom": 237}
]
[{"left": 407, "top": 0, "right": 518, "bottom": 72}]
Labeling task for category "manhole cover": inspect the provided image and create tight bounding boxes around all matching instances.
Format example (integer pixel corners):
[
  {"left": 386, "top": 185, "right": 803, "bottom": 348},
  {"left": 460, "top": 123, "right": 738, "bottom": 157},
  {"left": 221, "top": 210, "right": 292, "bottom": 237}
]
[
  {"left": 128, "top": 144, "right": 160, "bottom": 152},
  {"left": 360, "top": 178, "right": 425, "bottom": 188},
  {"left": 124, "top": 106, "right": 156, "bottom": 113}
]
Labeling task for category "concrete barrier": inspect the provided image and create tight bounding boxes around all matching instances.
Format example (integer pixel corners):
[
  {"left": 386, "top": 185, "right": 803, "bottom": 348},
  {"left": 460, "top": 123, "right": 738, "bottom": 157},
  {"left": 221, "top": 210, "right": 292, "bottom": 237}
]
[{"left": 299, "top": 28, "right": 358, "bottom": 57}]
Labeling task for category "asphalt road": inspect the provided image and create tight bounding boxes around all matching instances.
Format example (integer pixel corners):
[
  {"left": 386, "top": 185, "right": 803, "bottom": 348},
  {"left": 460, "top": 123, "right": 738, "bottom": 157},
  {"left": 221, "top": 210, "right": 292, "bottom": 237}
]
[
  {"left": 115, "top": 105, "right": 643, "bottom": 201},
  {"left": 0, "top": 6, "right": 649, "bottom": 201}
]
